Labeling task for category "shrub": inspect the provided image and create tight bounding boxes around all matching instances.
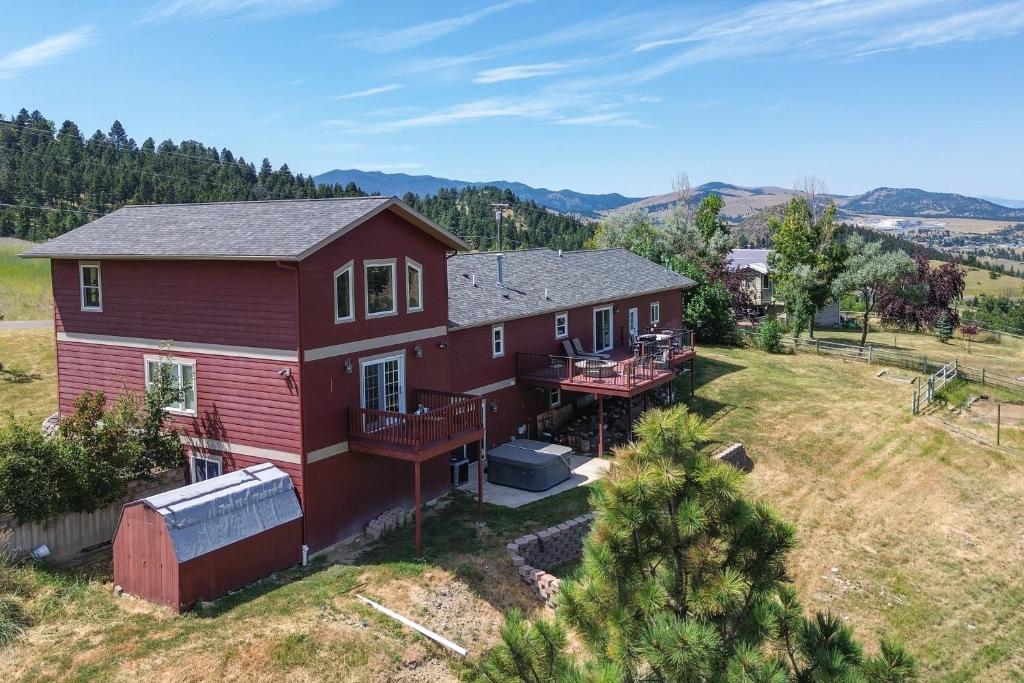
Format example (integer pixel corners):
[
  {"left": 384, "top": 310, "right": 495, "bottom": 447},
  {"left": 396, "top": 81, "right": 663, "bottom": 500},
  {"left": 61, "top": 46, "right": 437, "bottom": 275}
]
[
  {"left": 0, "top": 385, "right": 184, "bottom": 524},
  {"left": 754, "top": 319, "right": 784, "bottom": 353}
]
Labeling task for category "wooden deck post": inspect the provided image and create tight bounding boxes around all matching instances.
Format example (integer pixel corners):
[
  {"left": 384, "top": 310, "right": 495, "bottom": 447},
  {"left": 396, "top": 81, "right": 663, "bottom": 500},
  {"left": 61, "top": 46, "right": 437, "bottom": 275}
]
[
  {"left": 690, "top": 357, "right": 695, "bottom": 397},
  {"left": 628, "top": 396, "right": 634, "bottom": 441},
  {"left": 477, "top": 438, "right": 485, "bottom": 526},
  {"left": 597, "top": 395, "right": 604, "bottom": 458},
  {"left": 414, "top": 460, "right": 422, "bottom": 560}
]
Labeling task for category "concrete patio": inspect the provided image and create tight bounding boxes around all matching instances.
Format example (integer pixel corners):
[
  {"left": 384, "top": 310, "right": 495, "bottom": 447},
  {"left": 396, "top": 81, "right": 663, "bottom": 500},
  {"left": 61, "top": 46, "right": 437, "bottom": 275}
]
[{"left": 458, "top": 454, "right": 610, "bottom": 508}]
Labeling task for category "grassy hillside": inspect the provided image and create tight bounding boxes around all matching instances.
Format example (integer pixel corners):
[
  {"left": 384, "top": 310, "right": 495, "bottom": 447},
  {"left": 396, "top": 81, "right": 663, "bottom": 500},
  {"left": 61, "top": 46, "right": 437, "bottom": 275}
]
[
  {"left": 0, "top": 239, "right": 51, "bottom": 321},
  {"left": 1, "top": 332, "right": 1022, "bottom": 679},
  {"left": 950, "top": 261, "right": 1024, "bottom": 299}
]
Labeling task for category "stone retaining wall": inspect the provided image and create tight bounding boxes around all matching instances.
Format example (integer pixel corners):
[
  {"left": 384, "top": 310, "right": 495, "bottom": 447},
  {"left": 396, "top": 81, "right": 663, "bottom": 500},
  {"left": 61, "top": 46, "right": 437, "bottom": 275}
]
[{"left": 506, "top": 513, "right": 595, "bottom": 608}]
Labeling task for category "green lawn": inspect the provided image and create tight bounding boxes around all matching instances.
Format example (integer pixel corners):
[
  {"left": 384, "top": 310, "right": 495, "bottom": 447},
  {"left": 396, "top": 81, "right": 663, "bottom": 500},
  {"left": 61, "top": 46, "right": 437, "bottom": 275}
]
[
  {"left": 0, "top": 241, "right": 51, "bottom": 322},
  {"left": 2, "top": 335, "right": 1023, "bottom": 680}
]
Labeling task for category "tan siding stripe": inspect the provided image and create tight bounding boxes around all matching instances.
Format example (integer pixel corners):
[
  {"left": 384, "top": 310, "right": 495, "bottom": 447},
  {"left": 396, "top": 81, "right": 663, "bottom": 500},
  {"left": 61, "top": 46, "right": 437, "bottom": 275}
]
[
  {"left": 58, "top": 331, "right": 298, "bottom": 361},
  {"left": 303, "top": 326, "right": 447, "bottom": 362}
]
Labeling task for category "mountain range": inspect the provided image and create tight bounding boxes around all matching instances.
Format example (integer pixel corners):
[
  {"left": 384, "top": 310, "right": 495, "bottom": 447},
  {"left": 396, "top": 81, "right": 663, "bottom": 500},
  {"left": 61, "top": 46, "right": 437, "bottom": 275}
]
[
  {"left": 314, "top": 169, "right": 1024, "bottom": 222},
  {"left": 313, "top": 169, "right": 642, "bottom": 216}
]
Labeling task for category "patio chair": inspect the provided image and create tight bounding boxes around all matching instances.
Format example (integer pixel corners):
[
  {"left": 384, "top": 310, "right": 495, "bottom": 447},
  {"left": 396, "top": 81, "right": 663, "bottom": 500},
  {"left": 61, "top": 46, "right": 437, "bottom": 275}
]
[{"left": 571, "top": 337, "right": 610, "bottom": 359}]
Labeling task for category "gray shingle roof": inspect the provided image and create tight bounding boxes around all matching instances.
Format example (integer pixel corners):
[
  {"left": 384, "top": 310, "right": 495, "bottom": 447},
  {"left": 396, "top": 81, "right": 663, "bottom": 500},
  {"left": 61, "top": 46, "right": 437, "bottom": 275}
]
[
  {"left": 22, "top": 196, "right": 468, "bottom": 260},
  {"left": 447, "top": 248, "right": 695, "bottom": 329}
]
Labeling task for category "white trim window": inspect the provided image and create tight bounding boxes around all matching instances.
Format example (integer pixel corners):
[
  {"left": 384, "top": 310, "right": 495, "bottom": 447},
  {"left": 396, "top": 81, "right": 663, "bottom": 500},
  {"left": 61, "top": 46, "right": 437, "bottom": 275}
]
[
  {"left": 406, "top": 258, "right": 423, "bottom": 313},
  {"left": 190, "top": 453, "right": 222, "bottom": 482},
  {"left": 492, "top": 324, "right": 505, "bottom": 358},
  {"left": 554, "top": 311, "right": 568, "bottom": 340},
  {"left": 364, "top": 259, "right": 397, "bottom": 317},
  {"left": 334, "top": 260, "right": 354, "bottom": 323},
  {"left": 145, "top": 356, "right": 197, "bottom": 414},
  {"left": 650, "top": 301, "right": 661, "bottom": 326},
  {"left": 549, "top": 387, "right": 562, "bottom": 408},
  {"left": 79, "top": 262, "right": 102, "bottom": 311}
]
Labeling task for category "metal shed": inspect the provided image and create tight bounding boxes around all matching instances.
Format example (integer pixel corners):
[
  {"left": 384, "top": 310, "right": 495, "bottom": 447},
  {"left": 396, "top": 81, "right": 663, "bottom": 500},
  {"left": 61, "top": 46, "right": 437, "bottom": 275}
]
[{"left": 113, "top": 463, "right": 303, "bottom": 611}]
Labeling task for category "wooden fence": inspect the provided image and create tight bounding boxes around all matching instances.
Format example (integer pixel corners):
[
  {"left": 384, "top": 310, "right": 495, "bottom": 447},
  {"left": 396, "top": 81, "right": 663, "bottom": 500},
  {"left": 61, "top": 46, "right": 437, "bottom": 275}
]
[
  {"left": 738, "top": 329, "right": 1024, "bottom": 400},
  {"left": 0, "top": 469, "right": 184, "bottom": 565}
]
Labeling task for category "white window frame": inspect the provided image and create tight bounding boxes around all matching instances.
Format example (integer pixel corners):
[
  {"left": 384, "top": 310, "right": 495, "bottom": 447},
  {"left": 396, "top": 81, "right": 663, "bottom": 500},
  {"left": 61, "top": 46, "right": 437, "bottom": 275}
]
[
  {"left": 144, "top": 355, "right": 197, "bottom": 415},
  {"left": 650, "top": 301, "right": 661, "bottom": 326},
  {"left": 333, "top": 260, "right": 355, "bottom": 324},
  {"left": 190, "top": 453, "right": 222, "bottom": 482},
  {"left": 549, "top": 387, "right": 562, "bottom": 408},
  {"left": 364, "top": 258, "right": 397, "bottom": 318},
  {"left": 554, "top": 311, "right": 568, "bottom": 340},
  {"left": 593, "top": 305, "right": 613, "bottom": 353},
  {"left": 406, "top": 257, "right": 424, "bottom": 313},
  {"left": 628, "top": 307, "right": 639, "bottom": 338},
  {"left": 492, "top": 324, "right": 505, "bottom": 358},
  {"left": 79, "top": 261, "right": 102, "bottom": 312}
]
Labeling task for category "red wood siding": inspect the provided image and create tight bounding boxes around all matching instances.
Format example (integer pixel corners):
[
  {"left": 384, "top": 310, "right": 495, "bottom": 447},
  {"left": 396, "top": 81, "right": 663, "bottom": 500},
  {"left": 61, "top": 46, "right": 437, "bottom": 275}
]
[
  {"left": 52, "top": 259, "right": 298, "bottom": 350},
  {"left": 298, "top": 209, "right": 450, "bottom": 352},
  {"left": 113, "top": 504, "right": 178, "bottom": 609},
  {"left": 57, "top": 341, "right": 304, "bottom": 496},
  {"left": 303, "top": 450, "right": 449, "bottom": 551}
]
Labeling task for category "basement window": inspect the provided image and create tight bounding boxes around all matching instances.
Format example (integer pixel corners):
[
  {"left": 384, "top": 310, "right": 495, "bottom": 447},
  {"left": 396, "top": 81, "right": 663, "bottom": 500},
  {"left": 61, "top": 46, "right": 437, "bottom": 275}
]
[
  {"left": 365, "top": 259, "right": 396, "bottom": 317},
  {"left": 190, "top": 453, "right": 222, "bottom": 482},
  {"left": 549, "top": 387, "right": 562, "bottom": 408},
  {"left": 145, "top": 357, "right": 197, "bottom": 414},
  {"left": 334, "top": 261, "right": 354, "bottom": 323},
  {"left": 80, "top": 262, "right": 102, "bottom": 311}
]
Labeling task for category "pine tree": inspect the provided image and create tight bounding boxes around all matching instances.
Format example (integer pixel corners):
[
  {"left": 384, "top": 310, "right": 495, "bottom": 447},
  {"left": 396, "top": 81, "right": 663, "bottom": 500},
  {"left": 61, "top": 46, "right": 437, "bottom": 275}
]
[
  {"left": 935, "top": 311, "right": 953, "bottom": 343},
  {"left": 476, "top": 406, "right": 917, "bottom": 683}
]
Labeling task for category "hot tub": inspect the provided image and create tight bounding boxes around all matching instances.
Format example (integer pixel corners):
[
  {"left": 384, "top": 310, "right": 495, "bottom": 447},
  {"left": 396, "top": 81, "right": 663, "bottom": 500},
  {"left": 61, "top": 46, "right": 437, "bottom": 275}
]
[{"left": 487, "top": 440, "right": 573, "bottom": 491}]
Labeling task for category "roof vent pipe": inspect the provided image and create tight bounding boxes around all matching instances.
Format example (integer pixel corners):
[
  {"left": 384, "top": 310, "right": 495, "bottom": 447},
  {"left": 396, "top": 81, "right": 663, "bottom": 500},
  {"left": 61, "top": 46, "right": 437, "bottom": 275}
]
[
  {"left": 471, "top": 273, "right": 477, "bottom": 287},
  {"left": 496, "top": 253, "right": 505, "bottom": 287},
  {"left": 558, "top": 249, "right": 563, "bottom": 257},
  {"left": 544, "top": 288, "right": 549, "bottom": 300}
]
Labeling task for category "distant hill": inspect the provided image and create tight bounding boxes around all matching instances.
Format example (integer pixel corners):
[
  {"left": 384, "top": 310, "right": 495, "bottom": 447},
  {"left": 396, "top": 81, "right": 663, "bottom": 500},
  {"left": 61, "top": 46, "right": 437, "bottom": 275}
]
[
  {"left": 980, "top": 195, "right": 1024, "bottom": 209},
  {"left": 313, "top": 169, "right": 642, "bottom": 216},
  {"left": 611, "top": 182, "right": 810, "bottom": 219},
  {"left": 838, "top": 187, "right": 1024, "bottom": 221}
]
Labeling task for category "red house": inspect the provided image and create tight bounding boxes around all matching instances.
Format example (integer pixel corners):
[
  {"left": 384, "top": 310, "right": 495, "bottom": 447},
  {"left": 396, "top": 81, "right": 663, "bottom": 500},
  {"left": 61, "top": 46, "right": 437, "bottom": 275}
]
[{"left": 24, "top": 197, "right": 696, "bottom": 556}]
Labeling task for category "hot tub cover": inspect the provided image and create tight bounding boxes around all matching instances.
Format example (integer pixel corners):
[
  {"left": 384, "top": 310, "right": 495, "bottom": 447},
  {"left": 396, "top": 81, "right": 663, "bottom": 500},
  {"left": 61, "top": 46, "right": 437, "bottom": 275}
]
[
  {"left": 488, "top": 440, "right": 573, "bottom": 467},
  {"left": 138, "top": 462, "right": 302, "bottom": 562}
]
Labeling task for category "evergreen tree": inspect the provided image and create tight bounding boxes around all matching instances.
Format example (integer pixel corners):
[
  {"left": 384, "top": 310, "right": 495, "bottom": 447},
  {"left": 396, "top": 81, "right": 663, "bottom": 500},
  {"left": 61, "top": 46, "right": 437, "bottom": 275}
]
[
  {"left": 934, "top": 312, "right": 953, "bottom": 343},
  {"left": 477, "top": 406, "right": 916, "bottom": 682}
]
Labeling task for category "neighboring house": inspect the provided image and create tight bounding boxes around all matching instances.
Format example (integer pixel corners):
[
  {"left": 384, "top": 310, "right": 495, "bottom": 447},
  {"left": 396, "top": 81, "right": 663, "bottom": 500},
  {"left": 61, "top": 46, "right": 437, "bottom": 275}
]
[
  {"left": 726, "top": 248, "right": 841, "bottom": 327},
  {"left": 24, "top": 197, "right": 696, "bottom": 554}
]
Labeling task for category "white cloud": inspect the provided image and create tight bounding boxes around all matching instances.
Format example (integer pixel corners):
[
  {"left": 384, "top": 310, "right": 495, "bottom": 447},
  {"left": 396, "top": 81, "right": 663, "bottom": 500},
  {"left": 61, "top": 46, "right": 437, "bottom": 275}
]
[
  {"left": 853, "top": 1, "right": 1024, "bottom": 56},
  {"left": 555, "top": 112, "right": 648, "bottom": 128},
  {"left": 347, "top": 0, "right": 531, "bottom": 53},
  {"left": 473, "top": 61, "right": 574, "bottom": 84},
  {"left": 0, "top": 26, "right": 96, "bottom": 80},
  {"left": 139, "top": 0, "right": 330, "bottom": 22},
  {"left": 331, "top": 84, "right": 403, "bottom": 100}
]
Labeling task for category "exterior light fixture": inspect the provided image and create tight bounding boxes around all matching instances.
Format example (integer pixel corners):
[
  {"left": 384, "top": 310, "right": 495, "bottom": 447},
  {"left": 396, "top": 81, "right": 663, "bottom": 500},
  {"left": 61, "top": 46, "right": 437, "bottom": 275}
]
[
  {"left": 278, "top": 368, "right": 292, "bottom": 378},
  {"left": 344, "top": 358, "right": 353, "bottom": 374},
  {"left": 414, "top": 344, "right": 424, "bottom": 358},
  {"left": 438, "top": 341, "right": 449, "bottom": 349}
]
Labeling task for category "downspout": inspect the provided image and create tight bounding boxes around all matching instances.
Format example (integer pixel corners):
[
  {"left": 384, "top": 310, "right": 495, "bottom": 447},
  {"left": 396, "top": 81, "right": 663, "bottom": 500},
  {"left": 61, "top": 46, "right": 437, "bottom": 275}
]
[{"left": 277, "top": 260, "right": 308, "bottom": 565}]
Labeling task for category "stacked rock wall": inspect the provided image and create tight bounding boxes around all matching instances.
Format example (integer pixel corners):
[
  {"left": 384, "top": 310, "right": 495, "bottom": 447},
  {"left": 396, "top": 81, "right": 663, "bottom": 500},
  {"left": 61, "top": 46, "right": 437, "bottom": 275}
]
[{"left": 506, "top": 513, "right": 594, "bottom": 608}]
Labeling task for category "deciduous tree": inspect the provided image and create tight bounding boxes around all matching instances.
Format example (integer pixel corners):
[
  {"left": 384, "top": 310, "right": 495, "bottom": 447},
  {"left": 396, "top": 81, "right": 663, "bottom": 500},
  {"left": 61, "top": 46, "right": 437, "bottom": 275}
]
[{"left": 832, "top": 235, "right": 916, "bottom": 346}]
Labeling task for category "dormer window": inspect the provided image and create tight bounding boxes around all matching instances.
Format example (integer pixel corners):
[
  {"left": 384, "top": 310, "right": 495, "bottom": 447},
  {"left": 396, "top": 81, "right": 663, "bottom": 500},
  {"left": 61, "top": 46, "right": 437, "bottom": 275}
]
[
  {"left": 406, "top": 258, "right": 423, "bottom": 313},
  {"left": 365, "top": 259, "right": 397, "bottom": 317},
  {"left": 334, "top": 261, "right": 354, "bottom": 323},
  {"left": 80, "top": 262, "right": 102, "bottom": 311}
]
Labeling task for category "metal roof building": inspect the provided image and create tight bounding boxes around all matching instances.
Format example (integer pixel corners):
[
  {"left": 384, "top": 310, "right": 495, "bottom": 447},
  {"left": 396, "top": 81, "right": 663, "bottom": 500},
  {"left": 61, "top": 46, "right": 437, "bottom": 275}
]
[{"left": 112, "top": 463, "right": 303, "bottom": 611}]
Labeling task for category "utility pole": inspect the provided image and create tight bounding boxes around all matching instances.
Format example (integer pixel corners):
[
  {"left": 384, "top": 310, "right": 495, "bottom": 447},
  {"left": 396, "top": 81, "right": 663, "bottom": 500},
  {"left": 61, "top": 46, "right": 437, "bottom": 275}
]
[{"left": 491, "top": 202, "right": 509, "bottom": 251}]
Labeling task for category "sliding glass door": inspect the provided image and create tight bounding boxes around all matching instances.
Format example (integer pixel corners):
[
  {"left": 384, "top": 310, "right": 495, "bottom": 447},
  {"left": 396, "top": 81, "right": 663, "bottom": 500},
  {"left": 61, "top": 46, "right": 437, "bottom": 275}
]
[{"left": 593, "top": 306, "right": 613, "bottom": 353}]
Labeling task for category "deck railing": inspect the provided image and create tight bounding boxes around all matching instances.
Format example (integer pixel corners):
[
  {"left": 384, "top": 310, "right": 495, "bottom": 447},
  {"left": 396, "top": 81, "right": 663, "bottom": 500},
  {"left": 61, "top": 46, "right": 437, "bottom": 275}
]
[
  {"left": 517, "top": 351, "right": 674, "bottom": 391},
  {"left": 348, "top": 390, "right": 483, "bottom": 451}
]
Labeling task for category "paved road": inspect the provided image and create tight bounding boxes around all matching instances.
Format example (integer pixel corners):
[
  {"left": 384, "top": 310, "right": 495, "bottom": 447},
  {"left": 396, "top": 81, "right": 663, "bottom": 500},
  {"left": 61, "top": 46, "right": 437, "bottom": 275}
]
[{"left": 0, "top": 320, "right": 51, "bottom": 330}]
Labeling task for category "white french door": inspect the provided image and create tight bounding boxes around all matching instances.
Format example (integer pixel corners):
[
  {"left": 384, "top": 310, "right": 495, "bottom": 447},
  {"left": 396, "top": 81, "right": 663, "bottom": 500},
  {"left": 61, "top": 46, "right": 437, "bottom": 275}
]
[
  {"left": 628, "top": 307, "right": 639, "bottom": 339},
  {"left": 361, "top": 354, "right": 405, "bottom": 414},
  {"left": 593, "top": 306, "right": 613, "bottom": 353}
]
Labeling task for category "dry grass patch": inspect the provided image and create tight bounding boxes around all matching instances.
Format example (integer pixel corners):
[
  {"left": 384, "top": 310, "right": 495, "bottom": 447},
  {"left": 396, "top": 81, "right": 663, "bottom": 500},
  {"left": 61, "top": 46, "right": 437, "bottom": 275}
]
[{"left": 0, "top": 329, "right": 56, "bottom": 424}]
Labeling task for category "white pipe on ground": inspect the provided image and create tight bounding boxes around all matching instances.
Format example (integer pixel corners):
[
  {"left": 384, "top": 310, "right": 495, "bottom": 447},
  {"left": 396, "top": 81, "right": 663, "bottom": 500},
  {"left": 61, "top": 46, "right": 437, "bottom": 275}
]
[
  {"left": 356, "top": 594, "right": 468, "bottom": 657},
  {"left": 301, "top": 544, "right": 309, "bottom": 566}
]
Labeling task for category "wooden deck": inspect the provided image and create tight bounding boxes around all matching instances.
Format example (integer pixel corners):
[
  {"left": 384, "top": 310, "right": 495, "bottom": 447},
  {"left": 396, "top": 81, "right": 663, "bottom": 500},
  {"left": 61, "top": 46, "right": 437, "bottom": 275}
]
[
  {"left": 517, "top": 333, "right": 696, "bottom": 398},
  {"left": 348, "top": 389, "right": 485, "bottom": 462}
]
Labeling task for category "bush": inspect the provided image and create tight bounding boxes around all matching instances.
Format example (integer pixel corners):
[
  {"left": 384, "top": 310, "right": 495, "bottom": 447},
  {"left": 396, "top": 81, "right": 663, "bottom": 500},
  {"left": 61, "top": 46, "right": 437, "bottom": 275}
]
[
  {"left": 0, "top": 386, "right": 183, "bottom": 524},
  {"left": 754, "top": 319, "right": 784, "bottom": 353}
]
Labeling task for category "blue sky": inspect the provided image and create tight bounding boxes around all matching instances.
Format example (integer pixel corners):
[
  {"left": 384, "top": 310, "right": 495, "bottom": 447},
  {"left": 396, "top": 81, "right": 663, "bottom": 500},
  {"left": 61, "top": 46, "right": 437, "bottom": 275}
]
[{"left": 2, "top": 0, "right": 1023, "bottom": 198}]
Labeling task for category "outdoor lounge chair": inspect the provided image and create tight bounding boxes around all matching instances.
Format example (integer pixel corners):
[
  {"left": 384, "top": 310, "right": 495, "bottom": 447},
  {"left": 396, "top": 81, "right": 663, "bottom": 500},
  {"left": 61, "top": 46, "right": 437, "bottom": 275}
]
[{"left": 571, "top": 337, "right": 610, "bottom": 359}]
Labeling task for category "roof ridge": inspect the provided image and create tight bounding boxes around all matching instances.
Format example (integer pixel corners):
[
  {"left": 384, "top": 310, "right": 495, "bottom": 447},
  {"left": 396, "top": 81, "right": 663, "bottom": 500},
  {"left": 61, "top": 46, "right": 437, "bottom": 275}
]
[{"left": 120, "top": 196, "right": 393, "bottom": 209}]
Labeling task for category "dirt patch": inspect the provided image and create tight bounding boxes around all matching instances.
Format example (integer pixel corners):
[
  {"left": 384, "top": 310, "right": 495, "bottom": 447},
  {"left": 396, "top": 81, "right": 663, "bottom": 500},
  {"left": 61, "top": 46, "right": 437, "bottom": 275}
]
[{"left": 969, "top": 399, "right": 1024, "bottom": 426}]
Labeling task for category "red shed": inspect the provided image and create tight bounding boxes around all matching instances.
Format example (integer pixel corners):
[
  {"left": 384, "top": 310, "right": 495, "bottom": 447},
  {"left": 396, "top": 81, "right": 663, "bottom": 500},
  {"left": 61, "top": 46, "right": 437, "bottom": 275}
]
[{"left": 113, "top": 463, "right": 303, "bottom": 611}]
